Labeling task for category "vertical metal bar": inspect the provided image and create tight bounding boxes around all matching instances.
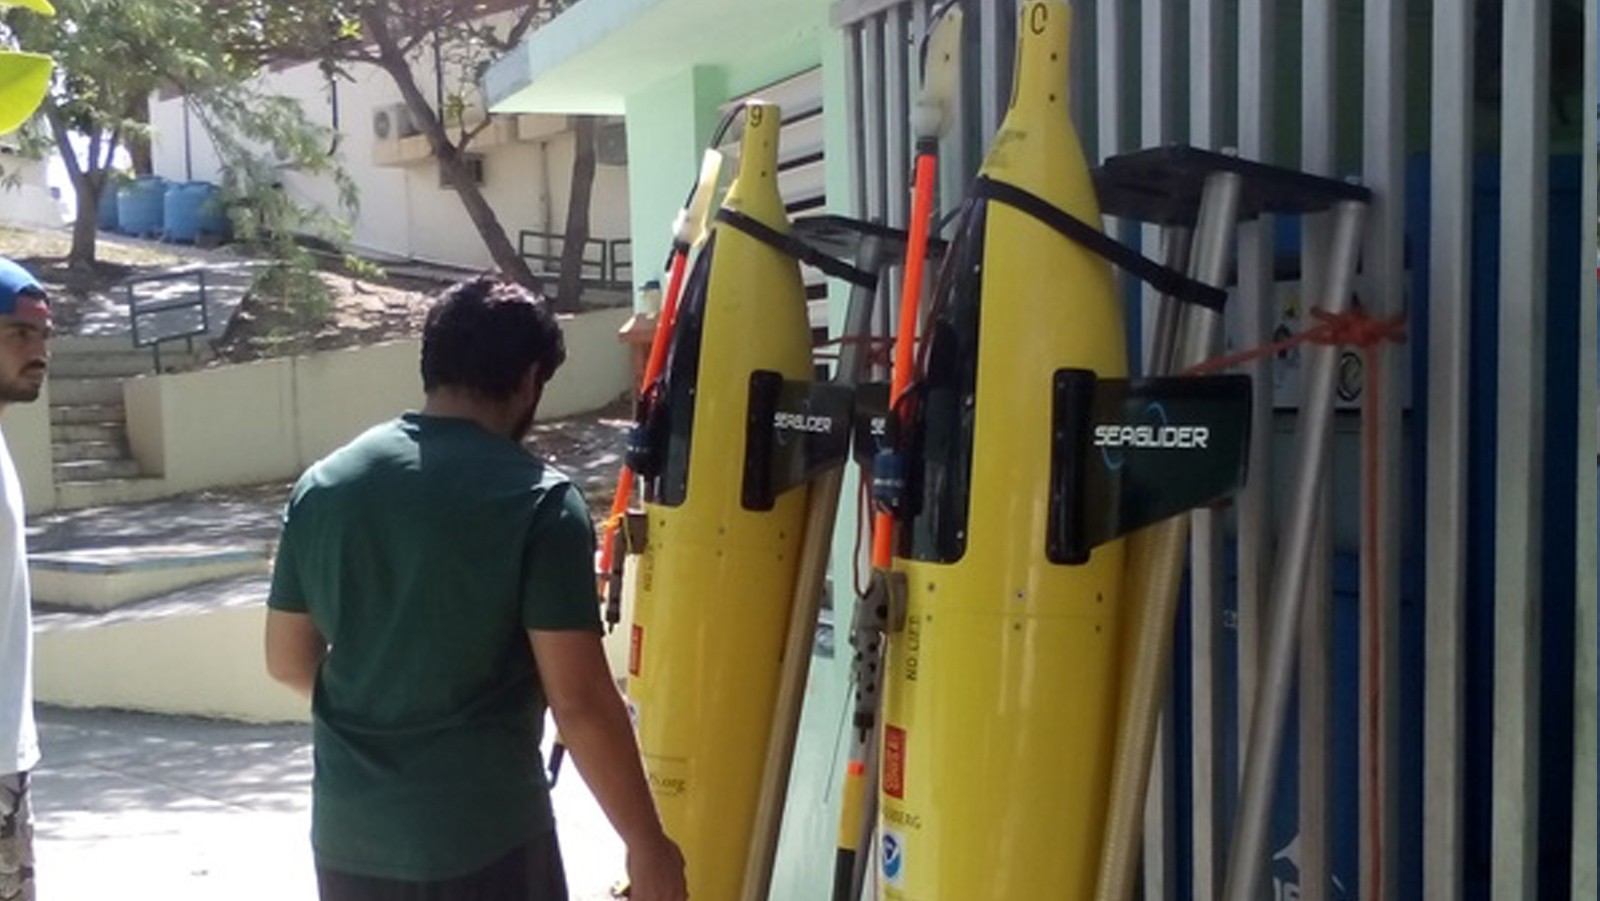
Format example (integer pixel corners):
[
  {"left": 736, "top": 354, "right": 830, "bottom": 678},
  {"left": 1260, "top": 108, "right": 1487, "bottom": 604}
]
[
  {"left": 1297, "top": 2, "right": 1337, "bottom": 897},
  {"left": 1424, "top": 1, "right": 1473, "bottom": 897},
  {"left": 1234, "top": 0, "right": 1274, "bottom": 786},
  {"left": 1186, "top": 171, "right": 1244, "bottom": 901},
  {"left": 1493, "top": 1, "right": 1550, "bottom": 898},
  {"left": 1139, "top": 0, "right": 1179, "bottom": 366},
  {"left": 1070, "top": 0, "right": 1097, "bottom": 162},
  {"left": 1143, "top": 696, "right": 1179, "bottom": 901},
  {"left": 861, "top": 13, "right": 891, "bottom": 379},
  {"left": 1575, "top": 4, "right": 1599, "bottom": 897},
  {"left": 883, "top": 3, "right": 912, "bottom": 354},
  {"left": 1223, "top": 197, "right": 1369, "bottom": 901},
  {"left": 939, "top": 1, "right": 973, "bottom": 214},
  {"left": 1094, "top": 0, "right": 1121, "bottom": 162},
  {"left": 1360, "top": 1, "right": 1405, "bottom": 899},
  {"left": 1189, "top": 0, "right": 1225, "bottom": 150},
  {"left": 977, "top": 0, "right": 1005, "bottom": 143},
  {"left": 1299, "top": 481, "right": 1333, "bottom": 901},
  {"left": 1139, "top": 223, "right": 1192, "bottom": 901}
]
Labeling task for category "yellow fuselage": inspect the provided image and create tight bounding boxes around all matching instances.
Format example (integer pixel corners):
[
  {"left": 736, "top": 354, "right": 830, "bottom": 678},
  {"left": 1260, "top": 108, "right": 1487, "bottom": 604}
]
[
  {"left": 880, "top": 4, "right": 1129, "bottom": 898},
  {"left": 628, "top": 103, "right": 814, "bottom": 901}
]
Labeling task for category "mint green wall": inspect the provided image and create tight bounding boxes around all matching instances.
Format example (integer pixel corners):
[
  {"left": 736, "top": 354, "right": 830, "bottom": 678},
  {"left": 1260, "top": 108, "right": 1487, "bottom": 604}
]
[
  {"left": 622, "top": 66, "right": 728, "bottom": 291},
  {"left": 618, "top": 8, "right": 827, "bottom": 294}
]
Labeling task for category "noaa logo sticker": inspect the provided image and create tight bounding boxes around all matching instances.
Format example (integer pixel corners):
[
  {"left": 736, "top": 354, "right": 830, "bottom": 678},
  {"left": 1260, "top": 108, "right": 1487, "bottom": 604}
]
[{"left": 881, "top": 829, "right": 905, "bottom": 886}]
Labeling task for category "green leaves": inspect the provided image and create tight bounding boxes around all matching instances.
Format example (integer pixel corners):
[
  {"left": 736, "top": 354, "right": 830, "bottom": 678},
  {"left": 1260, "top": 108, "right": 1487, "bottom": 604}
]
[
  {"left": 0, "top": 50, "right": 50, "bottom": 134},
  {"left": 0, "top": 0, "right": 54, "bottom": 136}
]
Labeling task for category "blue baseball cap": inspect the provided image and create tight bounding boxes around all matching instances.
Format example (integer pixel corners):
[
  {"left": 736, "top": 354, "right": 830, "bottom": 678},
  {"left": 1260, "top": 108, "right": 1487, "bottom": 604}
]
[{"left": 0, "top": 257, "right": 48, "bottom": 316}]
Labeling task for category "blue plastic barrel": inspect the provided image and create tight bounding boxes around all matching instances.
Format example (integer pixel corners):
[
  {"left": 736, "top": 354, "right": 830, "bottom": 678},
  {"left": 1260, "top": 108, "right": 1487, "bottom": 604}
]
[
  {"left": 192, "top": 183, "right": 230, "bottom": 241},
  {"left": 163, "top": 182, "right": 202, "bottom": 243},
  {"left": 95, "top": 178, "right": 120, "bottom": 232},
  {"left": 115, "top": 175, "right": 167, "bottom": 238}
]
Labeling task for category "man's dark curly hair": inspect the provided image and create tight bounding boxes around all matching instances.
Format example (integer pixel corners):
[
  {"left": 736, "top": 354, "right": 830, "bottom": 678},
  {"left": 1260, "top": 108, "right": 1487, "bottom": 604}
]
[{"left": 421, "top": 276, "right": 566, "bottom": 399}]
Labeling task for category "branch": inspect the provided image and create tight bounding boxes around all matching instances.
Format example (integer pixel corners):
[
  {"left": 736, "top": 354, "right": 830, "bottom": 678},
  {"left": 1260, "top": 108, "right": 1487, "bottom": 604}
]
[
  {"left": 41, "top": 102, "right": 82, "bottom": 184},
  {"left": 101, "top": 127, "right": 123, "bottom": 173},
  {"left": 484, "top": 1, "right": 545, "bottom": 53},
  {"left": 460, "top": 116, "right": 493, "bottom": 146}
]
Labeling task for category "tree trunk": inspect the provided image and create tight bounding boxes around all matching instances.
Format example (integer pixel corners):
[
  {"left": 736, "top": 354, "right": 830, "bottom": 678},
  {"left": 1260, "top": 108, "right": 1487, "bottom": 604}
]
[
  {"left": 67, "top": 172, "right": 100, "bottom": 270},
  {"left": 372, "top": 36, "right": 539, "bottom": 292},
  {"left": 555, "top": 116, "right": 597, "bottom": 314}
]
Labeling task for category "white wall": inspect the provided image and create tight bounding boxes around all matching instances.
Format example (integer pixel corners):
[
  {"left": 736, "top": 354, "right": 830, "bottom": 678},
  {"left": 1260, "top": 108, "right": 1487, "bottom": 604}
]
[
  {"left": 0, "top": 154, "right": 67, "bottom": 228},
  {"left": 146, "top": 11, "right": 631, "bottom": 273}
]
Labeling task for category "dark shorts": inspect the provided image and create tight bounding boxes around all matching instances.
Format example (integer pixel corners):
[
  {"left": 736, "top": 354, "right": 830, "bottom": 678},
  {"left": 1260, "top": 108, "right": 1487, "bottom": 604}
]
[{"left": 316, "top": 832, "right": 568, "bottom": 901}]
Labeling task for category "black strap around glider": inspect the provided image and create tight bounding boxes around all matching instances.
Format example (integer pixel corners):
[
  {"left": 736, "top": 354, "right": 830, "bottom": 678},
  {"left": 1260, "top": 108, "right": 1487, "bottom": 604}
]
[
  {"left": 973, "top": 176, "right": 1229, "bottom": 312},
  {"left": 714, "top": 208, "right": 879, "bottom": 291}
]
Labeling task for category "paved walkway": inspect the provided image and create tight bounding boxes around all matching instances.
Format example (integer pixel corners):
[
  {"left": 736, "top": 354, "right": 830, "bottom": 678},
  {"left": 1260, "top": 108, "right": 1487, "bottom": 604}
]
[{"left": 31, "top": 706, "right": 628, "bottom": 900}]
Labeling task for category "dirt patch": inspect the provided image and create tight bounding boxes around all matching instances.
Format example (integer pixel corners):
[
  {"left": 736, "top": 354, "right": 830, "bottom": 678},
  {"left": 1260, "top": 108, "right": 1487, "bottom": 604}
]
[{"left": 209, "top": 271, "right": 437, "bottom": 364}]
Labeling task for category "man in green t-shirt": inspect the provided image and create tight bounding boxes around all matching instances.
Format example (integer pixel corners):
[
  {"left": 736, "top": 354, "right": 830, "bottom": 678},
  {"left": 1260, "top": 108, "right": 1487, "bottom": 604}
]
[{"left": 265, "top": 276, "right": 685, "bottom": 901}]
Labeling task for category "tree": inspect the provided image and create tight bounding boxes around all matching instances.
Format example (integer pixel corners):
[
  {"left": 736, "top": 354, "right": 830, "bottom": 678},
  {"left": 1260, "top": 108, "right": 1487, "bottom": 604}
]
[
  {"left": 555, "top": 115, "right": 596, "bottom": 313},
  {"left": 10, "top": 0, "right": 351, "bottom": 273},
  {"left": 225, "top": 1, "right": 592, "bottom": 307}
]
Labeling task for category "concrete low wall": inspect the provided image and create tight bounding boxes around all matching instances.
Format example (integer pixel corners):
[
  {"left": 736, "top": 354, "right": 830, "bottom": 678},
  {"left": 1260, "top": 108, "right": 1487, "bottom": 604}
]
[
  {"left": 35, "top": 604, "right": 310, "bottom": 724},
  {"left": 125, "top": 306, "right": 632, "bottom": 492}
]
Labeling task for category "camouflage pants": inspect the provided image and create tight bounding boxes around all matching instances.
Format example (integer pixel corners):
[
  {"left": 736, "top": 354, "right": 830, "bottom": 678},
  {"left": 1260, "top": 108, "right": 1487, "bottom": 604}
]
[{"left": 0, "top": 773, "right": 32, "bottom": 901}]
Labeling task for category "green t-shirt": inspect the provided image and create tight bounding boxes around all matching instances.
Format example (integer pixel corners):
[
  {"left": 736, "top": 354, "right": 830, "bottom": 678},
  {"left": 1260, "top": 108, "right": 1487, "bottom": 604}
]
[{"left": 268, "top": 412, "right": 602, "bottom": 881}]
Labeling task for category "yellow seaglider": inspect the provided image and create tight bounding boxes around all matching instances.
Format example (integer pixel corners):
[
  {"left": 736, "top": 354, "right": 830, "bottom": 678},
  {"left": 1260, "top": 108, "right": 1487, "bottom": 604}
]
[
  {"left": 627, "top": 101, "right": 814, "bottom": 901},
  {"left": 878, "top": 3, "right": 1129, "bottom": 898}
]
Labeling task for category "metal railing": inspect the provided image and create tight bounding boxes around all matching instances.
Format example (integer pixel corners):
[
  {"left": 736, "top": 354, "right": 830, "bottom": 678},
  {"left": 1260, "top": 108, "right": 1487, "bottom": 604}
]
[
  {"left": 124, "top": 267, "right": 210, "bottom": 372},
  {"left": 516, "top": 229, "right": 633, "bottom": 290}
]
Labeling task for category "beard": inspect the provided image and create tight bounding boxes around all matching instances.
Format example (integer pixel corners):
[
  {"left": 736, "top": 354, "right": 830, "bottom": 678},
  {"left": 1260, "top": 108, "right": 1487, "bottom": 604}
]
[
  {"left": 509, "top": 408, "right": 535, "bottom": 443},
  {"left": 0, "top": 370, "right": 44, "bottom": 403}
]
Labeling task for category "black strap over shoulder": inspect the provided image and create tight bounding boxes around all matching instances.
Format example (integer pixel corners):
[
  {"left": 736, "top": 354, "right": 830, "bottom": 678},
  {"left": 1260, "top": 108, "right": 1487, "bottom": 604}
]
[
  {"left": 714, "top": 208, "right": 879, "bottom": 290},
  {"left": 973, "top": 176, "right": 1229, "bottom": 312}
]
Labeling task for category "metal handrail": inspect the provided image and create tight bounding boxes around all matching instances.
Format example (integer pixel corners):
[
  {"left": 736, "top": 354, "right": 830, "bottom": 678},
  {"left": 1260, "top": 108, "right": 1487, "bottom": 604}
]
[
  {"left": 124, "top": 267, "right": 210, "bottom": 371},
  {"left": 516, "top": 229, "right": 633, "bottom": 289}
]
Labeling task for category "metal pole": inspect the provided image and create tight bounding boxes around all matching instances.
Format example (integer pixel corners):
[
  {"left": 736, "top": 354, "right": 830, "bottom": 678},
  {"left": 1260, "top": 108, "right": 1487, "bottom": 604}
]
[
  {"left": 1296, "top": 2, "right": 1338, "bottom": 895},
  {"left": 1185, "top": 169, "right": 1243, "bottom": 901},
  {"left": 1493, "top": 1, "right": 1550, "bottom": 898},
  {"left": 1360, "top": 1, "right": 1406, "bottom": 897},
  {"left": 1141, "top": 222, "right": 1192, "bottom": 901},
  {"left": 1299, "top": 476, "right": 1334, "bottom": 901},
  {"left": 1188, "top": 0, "right": 1225, "bottom": 151},
  {"left": 1234, "top": 0, "right": 1276, "bottom": 766},
  {"left": 1424, "top": 0, "right": 1473, "bottom": 896},
  {"left": 1222, "top": 197, "right": 1369, "bottom": 901},
  {"left": 1574, "top": 3, "right": 1599, "bottom": 896}
]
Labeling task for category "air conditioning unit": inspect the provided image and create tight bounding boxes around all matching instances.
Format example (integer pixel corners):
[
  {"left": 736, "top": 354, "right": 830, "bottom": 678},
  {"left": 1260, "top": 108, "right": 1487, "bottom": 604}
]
[
  {"left": 595, "top": 120, "right": 627, "bottom": 166},
  {"left": 372, "top": 102, "right": 420, "bottom": 141}
]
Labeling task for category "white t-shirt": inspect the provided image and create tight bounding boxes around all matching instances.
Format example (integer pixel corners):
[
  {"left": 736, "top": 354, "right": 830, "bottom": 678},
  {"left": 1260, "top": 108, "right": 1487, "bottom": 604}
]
[{"left": 0, "top": 426, "right": 38, "bottom": 774}]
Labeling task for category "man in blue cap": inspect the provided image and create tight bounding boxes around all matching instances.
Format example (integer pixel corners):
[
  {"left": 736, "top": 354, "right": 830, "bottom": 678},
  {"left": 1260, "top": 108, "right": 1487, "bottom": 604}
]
[{"left": 0, "top": 256, "right": 50, "bottom": 901}]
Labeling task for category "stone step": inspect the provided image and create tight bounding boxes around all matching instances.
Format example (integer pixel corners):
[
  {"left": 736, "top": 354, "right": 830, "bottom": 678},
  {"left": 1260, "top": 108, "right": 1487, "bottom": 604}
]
[
  {"left": 53, "top": 476, "right": 174, "bottom": 510},
  {"left": 51, "top": 421, "right": 126, "bottom": 444},
  {"left": 49, "top": 352, "right": 158, "bottom": 380},
  {"left": 31, "top": 545, "right": 272, "bottom": 611},
  {"left": 50, "top": 403, "right": 124, "bottom": 426},
  {"left": 53, "top": 458, "right": 142, "bottom": 482},
  {"left": 48, "top": 377, "right": 125, "bottom": 406},
  {"left": 52, "top": 439, "right": 129, "bottom": 463}
]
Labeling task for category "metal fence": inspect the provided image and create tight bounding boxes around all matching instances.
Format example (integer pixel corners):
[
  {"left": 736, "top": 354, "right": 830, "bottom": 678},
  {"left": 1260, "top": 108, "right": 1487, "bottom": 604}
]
[{"left": 830, "top": 0, "right": 1596, "bottom": 898}]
